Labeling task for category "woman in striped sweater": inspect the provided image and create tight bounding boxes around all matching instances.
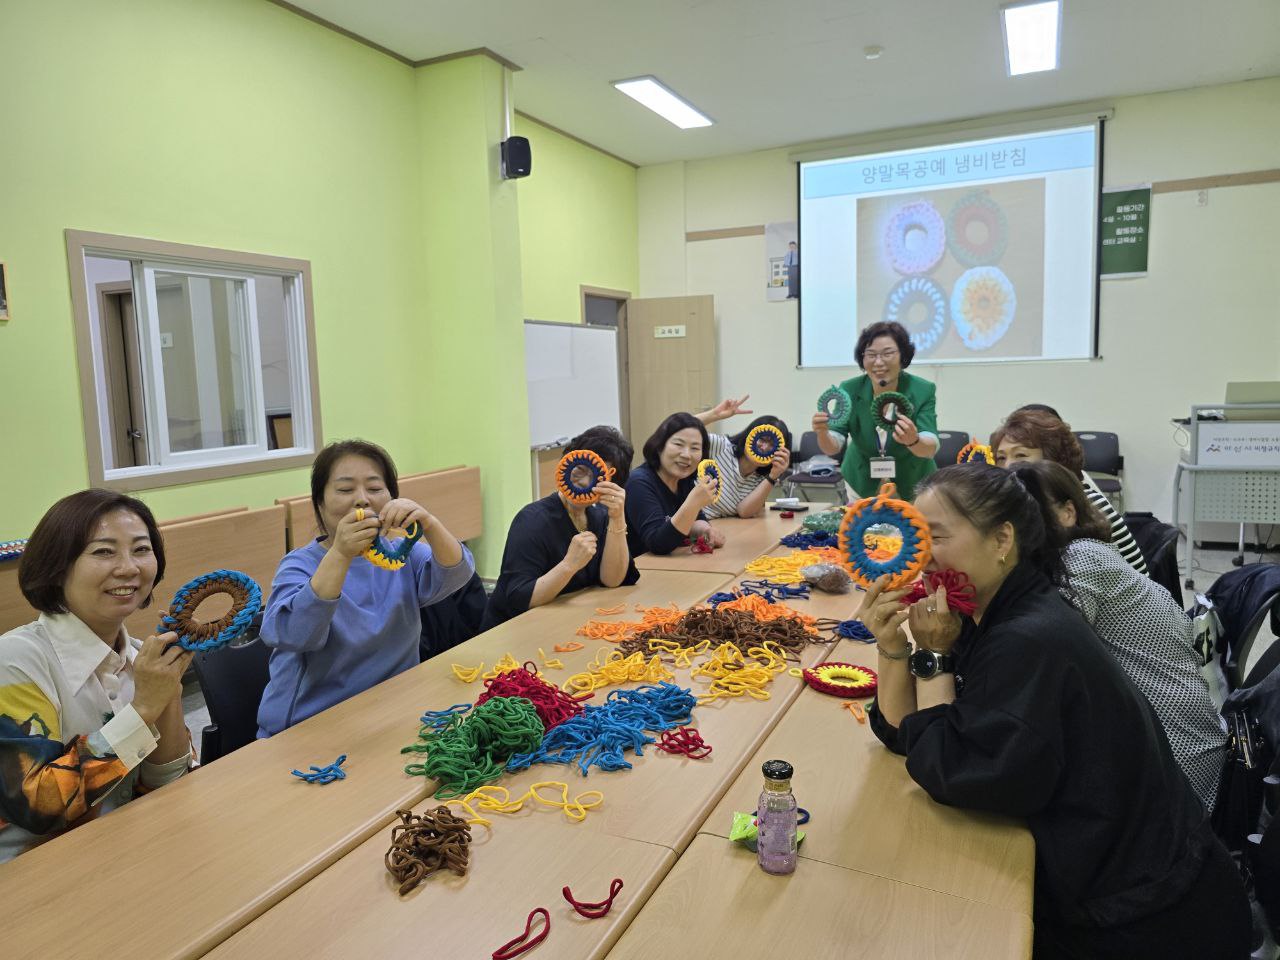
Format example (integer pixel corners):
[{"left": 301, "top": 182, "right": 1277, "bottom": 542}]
[
  {"left": 992, "top": 406, "right": 1149, "bottom": 577},
  {"left": 695, "top": 406, "right": 793, "bottom": 520}
]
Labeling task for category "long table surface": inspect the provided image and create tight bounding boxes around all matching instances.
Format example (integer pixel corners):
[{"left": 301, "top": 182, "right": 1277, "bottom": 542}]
[
  {"left": 633, "top": 505, "right": 826, "bottom": 574},
  {"left": 0, "top": 569, "right": 731, "bottom": 960},
  {"left": 604, "top": 835, "right": 1033, "bottom": 960}
]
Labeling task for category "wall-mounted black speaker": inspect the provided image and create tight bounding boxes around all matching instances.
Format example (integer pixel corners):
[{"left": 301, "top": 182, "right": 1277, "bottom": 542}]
[{"left": 501, "top": 136, "right": 532, "bottom": 179}]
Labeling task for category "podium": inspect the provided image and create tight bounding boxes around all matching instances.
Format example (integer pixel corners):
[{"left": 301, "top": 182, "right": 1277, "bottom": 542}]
[{"left": 1171, "top": 404, "right": 1280, "bottom": 588}]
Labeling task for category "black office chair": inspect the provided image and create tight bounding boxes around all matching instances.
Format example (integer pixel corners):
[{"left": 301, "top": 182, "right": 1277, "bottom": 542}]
[
  {"left": 190, "top": 617, "right": 272, "bottom": 764},
  {"left": 1123, "top": 512, "right": 1182, "bottom": 602},
  {"left": 421, "top": 571, "right": 487, "bottom": 661},
  {"left": 933, "top": 430, "right": 971, "bottom": 468},
  {"left": 782, "top": 431, "right": 847, "bottom": 504},
  {"left": 1074, "top": 431, "right": 1125, "bottom": 512}
]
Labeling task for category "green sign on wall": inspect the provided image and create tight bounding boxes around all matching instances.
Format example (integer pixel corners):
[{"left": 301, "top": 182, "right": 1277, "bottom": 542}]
[{"left": 1100, "top": 186, "right": 1151, "bottom": 277}]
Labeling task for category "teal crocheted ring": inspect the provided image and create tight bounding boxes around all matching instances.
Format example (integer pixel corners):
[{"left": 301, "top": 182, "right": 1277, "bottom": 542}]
[
  {"left": 817, "top": 385, "right": 852, "bottom": 430},
  {"left": 158, "top": 569, "right": 263, "bottom": 652},
  {"left": 871, "top": 391, "right": 914, "bottom": 431}
]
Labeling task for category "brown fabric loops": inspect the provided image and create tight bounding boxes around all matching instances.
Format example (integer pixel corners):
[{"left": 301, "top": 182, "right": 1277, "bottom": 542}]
[
  {"left": 384, "top": 805, "right": 472, "bottom": 895},
  {"left": 620, "top": 607, "right": 820, "bottom": 663},
  {"left": 171, "top": 580, "right": 251, "bottom": 640}
]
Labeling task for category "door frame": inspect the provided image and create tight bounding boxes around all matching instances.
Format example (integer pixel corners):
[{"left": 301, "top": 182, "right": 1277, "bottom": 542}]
[{"left": 580, "top": 284, "right": 632, "bottom": 441}]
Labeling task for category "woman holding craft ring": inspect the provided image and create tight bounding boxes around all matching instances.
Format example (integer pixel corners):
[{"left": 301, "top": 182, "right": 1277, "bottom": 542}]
[
  {"left": 0, "top": 490, "right": 193, "bottom": 862},
  {"left": 812, "top": 321, "right": 939, "bottom": 501},
  {"left": 257, "top": 439, "right": 475, "bottom": 737}
]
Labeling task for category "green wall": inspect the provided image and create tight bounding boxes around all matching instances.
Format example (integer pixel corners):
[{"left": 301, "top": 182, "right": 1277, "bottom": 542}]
[{"left": 516, "top": 116, "right": 639, "bottom": 322}]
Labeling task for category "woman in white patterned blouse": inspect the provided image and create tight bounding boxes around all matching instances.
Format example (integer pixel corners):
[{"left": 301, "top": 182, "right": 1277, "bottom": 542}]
[{"left": 1011, "top": 459, "right": 1226, "bottom": 813}]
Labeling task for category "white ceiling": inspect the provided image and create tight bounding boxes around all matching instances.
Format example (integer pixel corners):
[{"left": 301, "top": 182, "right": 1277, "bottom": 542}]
[{"left": 286, "top": 0, "right": 1280, "bottom": 166}]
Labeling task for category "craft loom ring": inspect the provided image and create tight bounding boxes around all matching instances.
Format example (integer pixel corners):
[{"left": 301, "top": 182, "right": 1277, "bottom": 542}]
[
  {"left": 884, "top": 200, "right": 946, "bottom": 275},
  {"left": 956, "top": 441, "right": 995, "bottom": 465},
  {"left": 884, "top": 276, "right": 947, "bottom": 355},
  {"left": 695, "top": 459, "right": 721, "bottom": 503},
  {"left": 745, "top": 423, "right": 786, "bottom": 466},
  {"left": 158, "top": 569, "right": 262, "bottom": 652},
  {"left": 871, "top": 391, "right": 914, "bottom": 431},
  {"left": 947, "top": 190, "right": 1009, "bottom": 267},
  {"left": 837, "top": 483, "right": 932, "bottom": 590},
  {"left": 951, "top": 266, "right": 1016, "bottom": 351},
  {"left": 817, "top": 385, "right": 853, "bottom": 431},
  {"left": 366, "top": 520, "right": 423, "bottom": 571},
  {"left": 556, "top": 449, "right": 615, "bottom": 505},
  {"left": 803, "top": 662, "right": 878, "bottom": 698}
]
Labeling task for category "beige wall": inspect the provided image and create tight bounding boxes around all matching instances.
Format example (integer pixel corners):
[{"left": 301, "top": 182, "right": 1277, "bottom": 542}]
[{"left": 639, "top": 76, "right": 1280, "bottom": 532}]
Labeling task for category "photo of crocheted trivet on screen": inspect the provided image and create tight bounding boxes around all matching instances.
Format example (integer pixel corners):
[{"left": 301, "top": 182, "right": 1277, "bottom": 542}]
[{"left": 854, "top": 178, "right": 1045, "bottom": 361}]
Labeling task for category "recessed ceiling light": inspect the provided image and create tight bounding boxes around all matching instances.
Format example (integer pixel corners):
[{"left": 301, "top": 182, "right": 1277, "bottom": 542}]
[
  {"left": 612, "top": 76, "right": 713, "bottom": 129},
  {"left": 864, "top": 45, "right": 884, "bottom": 60},
  {"left": 1001, "top": 0, "right": 1061, "bottom": 76}
]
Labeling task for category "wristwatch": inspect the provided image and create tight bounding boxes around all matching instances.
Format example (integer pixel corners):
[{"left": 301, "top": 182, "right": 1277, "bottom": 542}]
[{"left": 908, "top": 648, "right": 955, "bottom": 680}]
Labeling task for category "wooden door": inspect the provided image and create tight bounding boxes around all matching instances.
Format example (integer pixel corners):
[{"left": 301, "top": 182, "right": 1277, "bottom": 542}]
[{"left": 625, "top": 295, "right": 717, "bottom": 445}]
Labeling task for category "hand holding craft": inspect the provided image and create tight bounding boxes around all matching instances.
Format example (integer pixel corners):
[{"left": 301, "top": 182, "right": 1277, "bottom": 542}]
[
  {"left": 690, "top": 472, "right": 719, "bottom": 508},
  {"left": 905, "top": 582, "right": 961, "bottom": 654},
  {"left": 892, "top": 413, "right": 920, "bottom": 447},
  {"left": 378, "top": 498, "right": 433, "bottom": 537},
  {"left": 132, "top": 632, "right": 194, "bottom": 725},
  {"left": 333, "top": 506, "right": 381, "bottom": 559},
  {"left": 593, "top": 480, "right": 626, "bottom": 521},
  {"left": 860, "top": 575, "right": 912, "bottom": 655},
  {"left": 767, "top": 446, "right": 791, "bottom": 481}
]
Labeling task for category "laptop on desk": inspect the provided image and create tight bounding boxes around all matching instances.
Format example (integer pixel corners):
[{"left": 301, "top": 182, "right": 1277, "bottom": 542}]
[{"left": 1224, "top": 382, "right": 1280, "bottom": 421}]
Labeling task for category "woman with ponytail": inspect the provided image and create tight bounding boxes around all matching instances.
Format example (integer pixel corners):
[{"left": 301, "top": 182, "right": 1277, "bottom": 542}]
[{"left": 862, "top": 463, "right": 1248, "bottom": 959}]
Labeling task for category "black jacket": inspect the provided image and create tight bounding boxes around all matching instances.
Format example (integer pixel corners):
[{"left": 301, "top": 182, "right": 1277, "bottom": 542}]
[
  {"left": 624, "top": 463, "right": 704, "bottom": 557},
  {"left": 870, "top": 563, "right": 1214, "bottom": 928},
  {"left": 481, "top": 494, "right": 639, "bottom": 630}
]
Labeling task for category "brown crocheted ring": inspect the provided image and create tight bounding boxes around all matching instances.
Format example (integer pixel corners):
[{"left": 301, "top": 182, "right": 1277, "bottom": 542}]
[
  {"left": 158, "top": 569, "right": 262, "bottom": 652},
  {"left": 385, "top": 805, "right": 472, "bottom": 896}
]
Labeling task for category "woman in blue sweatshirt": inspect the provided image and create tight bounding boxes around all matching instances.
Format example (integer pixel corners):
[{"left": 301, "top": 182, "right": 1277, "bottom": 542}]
[{"left": 256, "top": 440, "right": 474, "bottom": 736}]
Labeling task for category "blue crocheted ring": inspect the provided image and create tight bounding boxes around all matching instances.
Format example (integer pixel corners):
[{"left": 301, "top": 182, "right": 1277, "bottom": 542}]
[
  {"left": 158, "top": 569, "right": 263, "bottom": 652},
  {"left": 556, "top": 449, "right": 614, "bottom": 505},
  {"left": 839, "top": 502, "right": 929, "bottom": 587}
]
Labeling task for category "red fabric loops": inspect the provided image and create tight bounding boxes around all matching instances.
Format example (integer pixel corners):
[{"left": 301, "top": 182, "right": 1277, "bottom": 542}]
[
  {"left": 656, "top": 726, "right": 713, "bottom": 759},
  {"left": 902, "top": 569, "right": 978, "bottom": 616},
  {"left": 492, "top": 907, "right": 551, "bottom": 960},
  {"left": 475, "top": 663, "right": 592, "bottom": 732},
  {"left": 562, "top": 878, "right": 625, "bottom": 919},
  {"left": 690, "top": 537, "right": 714, "bottom": 554}
]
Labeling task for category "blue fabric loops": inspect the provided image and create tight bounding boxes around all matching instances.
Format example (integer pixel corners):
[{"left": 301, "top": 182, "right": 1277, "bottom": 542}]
[
  {"left": 780, "top": 529, "right": 840, "bottom": 550},
  {"left": 708, "top": 580, "right": 810, "bottom": 606},
  {"left": 291, "top": 754, "right": 347, "bottom": 784},
  {"left": 506, "top": 682, "right": 696, "bottom": 777},
  {"left": 419, "top": 704, "right": 472, "bottom": 734},
  {"left": 833, "top": 620, "right": 875, "bottom": 642}
]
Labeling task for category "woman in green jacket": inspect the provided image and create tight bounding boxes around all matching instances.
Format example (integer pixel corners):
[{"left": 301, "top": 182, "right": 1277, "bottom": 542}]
[{"left": 811, "top": 321, "right": 939, "bottom": 501}]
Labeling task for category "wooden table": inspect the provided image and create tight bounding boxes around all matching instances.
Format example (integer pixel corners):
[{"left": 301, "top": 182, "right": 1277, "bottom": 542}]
[
  {"left": 605, "top": 836, "right": 1033, "bottom": 960},
  {"left": 0, "top": 570, "right": 731, "bottom": 960},
  {"left": 699, "top": 634, "right": 1036, "bottom": 916},
  {"left": 205, "top": 802, "right": 676, "bottom": 960},
  {"left": 633, "top": 506, "right": 812, "bottom": 575}
]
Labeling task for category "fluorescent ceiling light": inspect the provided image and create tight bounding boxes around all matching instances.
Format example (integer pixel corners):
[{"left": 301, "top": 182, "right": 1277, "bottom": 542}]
[
  {"left": 1002, "top": 0, "right": 1061, "bottom": 76},
  {"left": 613, "top": 76, "right": 713, "bottom": 129}
]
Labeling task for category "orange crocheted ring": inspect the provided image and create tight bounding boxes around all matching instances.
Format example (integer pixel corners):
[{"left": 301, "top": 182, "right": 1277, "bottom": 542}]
[
  {"left": 556, "top": 450, "right": 615, "bottom": 505},
  {"left": 836, "top": 482, "right": 931, "bottom": 590}
]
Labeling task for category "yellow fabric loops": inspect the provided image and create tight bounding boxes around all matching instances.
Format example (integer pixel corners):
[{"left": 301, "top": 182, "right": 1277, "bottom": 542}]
[
  {"left": 645, "top": 637, "right": 711, "bottom": 668},
  {"left": 692, "top": 642, "right": 789, "bottom": 702},
  {"left": 451, "top": 662, "right": 484, "bottom": 683},
  {"left": 447, "top": 781, "right": 604, "bottom": 825},
  {"left": 562, "top": 648, "right": 674, "bottom": 695},
  {"left": 451, "top": 653, "right": 534, "bottom": 683},
  {"left": 537, "top": 648, "right": 564, "bottom": 670},
  {"left": 744, "top": 547, "right": 844, "bottom": 584}
]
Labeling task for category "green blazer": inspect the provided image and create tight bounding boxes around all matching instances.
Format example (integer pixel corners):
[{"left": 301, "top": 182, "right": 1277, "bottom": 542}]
[{"left": 832, "top": 371, "right": 938, "bottom": 501}]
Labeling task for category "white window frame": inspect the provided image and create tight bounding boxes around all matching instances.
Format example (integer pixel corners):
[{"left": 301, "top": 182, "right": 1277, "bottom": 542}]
[{"left": 66, "top": 230, "right": 323, "bottom": 491}]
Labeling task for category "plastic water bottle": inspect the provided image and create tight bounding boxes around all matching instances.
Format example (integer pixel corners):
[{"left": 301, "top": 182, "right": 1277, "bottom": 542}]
[{"left": 757, "top": 759, "right": 798, "bottom": 875}]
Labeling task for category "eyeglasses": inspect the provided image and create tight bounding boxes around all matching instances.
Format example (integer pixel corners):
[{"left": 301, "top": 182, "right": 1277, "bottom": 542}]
[{"left": 863, "top": 350, "right": 899, "bottom": 362}]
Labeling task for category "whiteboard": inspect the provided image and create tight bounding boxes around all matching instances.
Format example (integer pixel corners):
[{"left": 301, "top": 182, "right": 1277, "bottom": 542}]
[{"left": 524, "top": 321, "right": 622, "bottom": 447}]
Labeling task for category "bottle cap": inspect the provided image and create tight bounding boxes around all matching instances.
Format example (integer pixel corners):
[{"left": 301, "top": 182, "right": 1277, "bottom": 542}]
[{"left": 762, "top": 759, "right": 793, "bottom": 781}]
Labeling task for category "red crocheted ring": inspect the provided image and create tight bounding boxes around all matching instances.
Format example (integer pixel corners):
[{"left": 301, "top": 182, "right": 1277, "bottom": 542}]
[
  {"left": 900, "top": 568, "right": 978, "bottom": 616},
  {"left": 562, "top": 878, "right": 625, "bottom": 919},
  {"left": 656, "top": 726, "right": 712, "bottom": 759},
  {"left": 492, "top": 907, "right": 551, "bottom": 960},
  {"left": 802, "top": 662, "right": 878, "bottom": 699}
]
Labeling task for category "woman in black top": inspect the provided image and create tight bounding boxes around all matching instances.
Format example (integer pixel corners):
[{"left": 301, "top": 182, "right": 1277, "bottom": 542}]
[
  {"left": 863, "top": 463, "right": 1248, "bottom": 959},
  {"left": 625, "top": 413, "right": 722, "bottom": 557},
  {"left": 482, "top": 426, "right": 639, "bottom": 629}
]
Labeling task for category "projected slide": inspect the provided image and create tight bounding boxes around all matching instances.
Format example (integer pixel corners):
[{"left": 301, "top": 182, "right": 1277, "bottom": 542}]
[{"left": 799, "top": 125, "right": 1099, "bottom": 367}]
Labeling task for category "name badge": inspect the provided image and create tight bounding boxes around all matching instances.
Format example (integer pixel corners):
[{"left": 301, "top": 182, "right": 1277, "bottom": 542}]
[{"left": 870, "top": 457, "right": 895, "bottom": 479}]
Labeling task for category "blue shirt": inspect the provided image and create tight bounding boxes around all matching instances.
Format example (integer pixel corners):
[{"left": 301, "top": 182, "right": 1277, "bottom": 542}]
[{"left": 256, "top": 537, "right": 474, "bottom": 736}]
